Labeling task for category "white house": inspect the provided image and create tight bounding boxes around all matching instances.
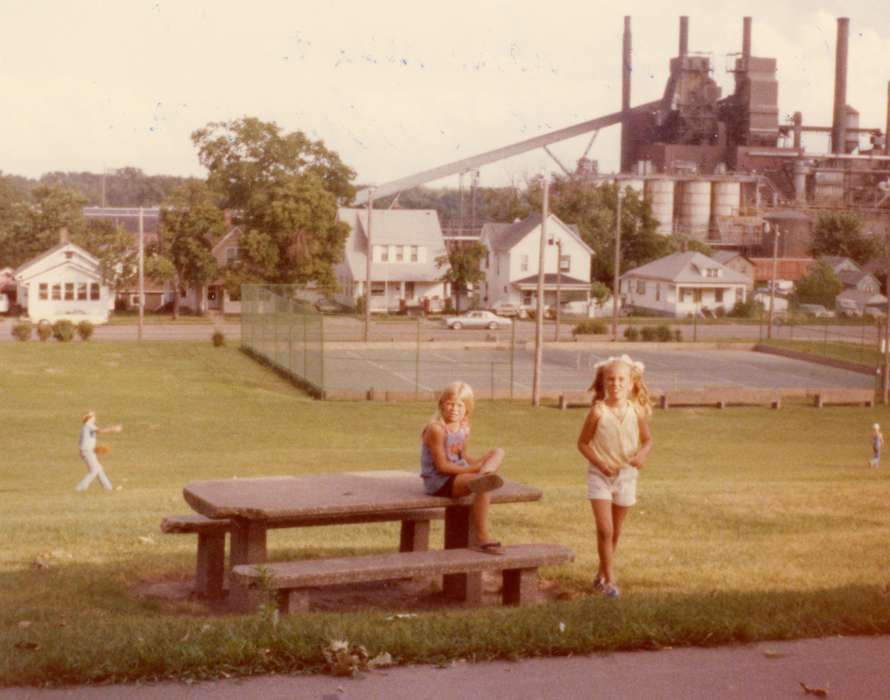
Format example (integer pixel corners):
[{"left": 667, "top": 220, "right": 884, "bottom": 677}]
[
  {"left": 334, "top": 208, "right": 449, "bottom": 312},
  {"left": 621, "top": 251, "right": 750, "bottom": 317},
  {"left": 479, "top": 213, "right": 593, "bottom": 311},
  {"left": 14, "top": 242, "right": 113, "bottom": 324}
]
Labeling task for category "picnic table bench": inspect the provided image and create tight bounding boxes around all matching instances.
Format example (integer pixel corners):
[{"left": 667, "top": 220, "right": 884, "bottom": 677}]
[
  {"left": 813, "top": 388, "right": 875, "bottom": 407},
  {"left": 161, "top": 508, "right": 444, "bottom": 599},
  {"left": 659, "top": 387, "right": 782, "bottom": 409},
  {"left": 182, "top": 470, "right": 552, "bottom": 612},
  {"left": 233, "top": 543, "right": 575, "bottom": 612}
]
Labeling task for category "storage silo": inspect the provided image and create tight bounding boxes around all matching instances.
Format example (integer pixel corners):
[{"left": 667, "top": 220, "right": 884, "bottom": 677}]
[
  {"left": 711, "top": 180, "right": 741, "bottom": 218},
  {"left": 678, "top": 180, "right": 711, "bottom": 240},
  {"left": 644, "top": 178, "right": 675, "bottom": 236},
  {"left": 814, "top": 170, "right": 844, "bottom": 203}
]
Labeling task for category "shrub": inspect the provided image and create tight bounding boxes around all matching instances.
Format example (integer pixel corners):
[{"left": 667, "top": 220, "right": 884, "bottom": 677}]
[
  {"left": 729, "top": 298, "right": 761, "bottom": 319},
  {"left": 623, "top": 326, "right": 640, "bottom": 341},
  {"left": 714, "top": 306, "right": 726, "bottom": 318},
  {"left": 53, "top": 320, "right": 75, "bottom": 342},
  {"left": 211, "top": 330, "right": 226, "bottom": 347},
  {"left": 76, "top": 321, "right": 94, "bottom": 341},
  {"left": 11, "top": 321, "right": 32, "bottom": 341},
  {"left": 354, "top": 296, "right": 366, "bottom": 316},
  {"left": 572, "top": 319, "right": 607, "bottom": 336},
  {"left": 36, "top": 321, "right": 53, "bottom": 342},
  {"left": 640, "top": 326, "right": 657, "bottom": 342},
  {"left": 655, "top": 324, "right": 673, "bottom": 342},
  {"left": 674, "top": 329, "right": 683, "bottom": 342}
]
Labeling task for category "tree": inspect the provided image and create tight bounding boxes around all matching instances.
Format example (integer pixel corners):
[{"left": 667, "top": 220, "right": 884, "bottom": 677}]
[
  {"left": 792, "top": 261, "right": 843, "bottom": 308},
  {"left": 436, "top": 242, "right": 487, "bottom": 313},
  {"left": 191, "top": 118, "right": 355, "bottom": 287},
  {"left": 156, "top": 182, "right": 227, "bottom": 317},
  {"left": 72, "top": 218, "right": 138, "bottom": 292},
  {"left": 811, "top": 212, "right": 880, "bottom": 265}
]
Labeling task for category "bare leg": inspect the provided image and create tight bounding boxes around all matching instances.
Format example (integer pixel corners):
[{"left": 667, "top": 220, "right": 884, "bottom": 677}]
[
  {"left": 590, "top": 499, "right": 614, "bottom": 583},
  {"left": 454, "top": 473, "right": 493, "bottom": 544},
  {"left": 611, "top": 503, "right": 631, "bottom": 554}
]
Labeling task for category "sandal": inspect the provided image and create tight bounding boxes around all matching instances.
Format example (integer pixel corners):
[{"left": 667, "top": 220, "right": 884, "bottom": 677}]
[
  {"left": 471, "top": 541, "right": 505, "bottom": 555},
  {"left": 468, "top": 473, "right": 504, "bottom": 494}
]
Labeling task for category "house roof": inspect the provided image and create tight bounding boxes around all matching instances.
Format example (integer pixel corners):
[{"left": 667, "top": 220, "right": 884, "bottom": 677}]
[
  {"left": 837, "top": 269, "right": 876, "bottom": 287},
  {"left": 749, "top": 257, "right": 814, "bottom": 282},
  {"left": 711, "top": 250, "right": 751, "bottom": 265},
  {"left": 513, "top": 273, "right": 590, "bottom": 289},
  {"left": 15, "top": 241, "right": 100, "bottom": 277},
  {"left": 837, "top": 289, "right": 888, "bottom": 305},
  {"left": 341, "top": 208, "right": 444, "bottom": 245},
  {"left": 821, "top": 255, "right": 861, "bottom": 273},
  {"left": 481, "top": 213, "right": 593, "bottom": 256},
  {"left": 622, "top": 251, "right": 751, "bottom": 285}
]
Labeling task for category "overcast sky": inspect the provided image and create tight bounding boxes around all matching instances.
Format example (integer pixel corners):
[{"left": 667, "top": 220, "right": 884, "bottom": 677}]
[{"left": 2, "top": 0, "right": 889, "bottom": 190}]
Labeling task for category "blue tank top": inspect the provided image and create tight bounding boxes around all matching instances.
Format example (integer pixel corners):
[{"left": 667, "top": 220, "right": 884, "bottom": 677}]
[{"left": 420, "top": 419, "right": 469, "bottom": 495}]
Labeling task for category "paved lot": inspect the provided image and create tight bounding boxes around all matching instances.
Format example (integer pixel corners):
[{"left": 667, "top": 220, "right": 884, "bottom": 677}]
[{"left": 3, "top": 635, "right": 888, "bottom": 699}]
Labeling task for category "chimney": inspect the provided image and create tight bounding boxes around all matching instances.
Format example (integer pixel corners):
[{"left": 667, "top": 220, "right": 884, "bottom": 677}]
[
  {"left": 742, "top": 17, "right": 752, "bottom": 64},
  {"left": 831, "top": 17, "right": 850, "bottom": 154},
  {"left": 620, "top": 16, "right": 633, "bottom": 173},
  {"left": 59, "top": 227, "right": 69, "bottom": 244},
  {"left": 679, "top": 16, "right": 689, "bottom": 57}
]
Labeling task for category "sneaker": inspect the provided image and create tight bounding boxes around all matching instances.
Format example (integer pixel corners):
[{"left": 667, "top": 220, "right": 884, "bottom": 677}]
[
  {"left": 592, "top": 575, "right": 606, "bottom": 593},
  {"left": 602, "top": 582, "right": 621, "bottom": 598}
]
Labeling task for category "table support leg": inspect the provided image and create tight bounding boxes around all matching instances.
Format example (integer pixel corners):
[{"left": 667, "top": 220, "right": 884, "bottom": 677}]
[
  {"left": 228, "top": 518, "right": 268, "bottom": 613},
  {"left": 399, "top": 519, "right": 430, "bottom": 552},
  {"left": 443, "top": 505, "right": 482, "bottom": 603},
  {"left": 195, "top": 531, "right": 226, "bottom": 600},
  {"left": 502, "top": 568, "right": 537, "bottom": 606}
]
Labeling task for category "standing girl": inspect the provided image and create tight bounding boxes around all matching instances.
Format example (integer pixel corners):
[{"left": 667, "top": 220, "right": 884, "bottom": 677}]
[
  {"left": 869, "top": 423, "right": 884, "bottom": 468},
  {"left": 576, "top": 355, "right": 653, "bottom": 597},
  {"left": 420, "top": 381, "right": 506, "bottom": 554},
  {"left": 75, "top": 410, "right": 123, "bottom": 492}
]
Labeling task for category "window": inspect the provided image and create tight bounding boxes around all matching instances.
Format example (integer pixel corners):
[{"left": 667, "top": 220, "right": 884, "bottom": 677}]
[
  {"left": 225, "top": 246, "right": 239, "bottom": 264},
  {"left": 411, "top": 245, "right": 418, "bottom": 262},
  {"left": 396, "top": 246, "right": 404, "bottom": 262},
  {"left": 39, "top": 283, "right": 48, "bottom": 300},
  {"left": 636, "top": 280, "right": 646, "bottom": 295},
  {"left": 559, "top": 254, "right": 570, "bottom": 272},
  {"left": 64, "top": 283, "right": 74, "bottom": 300},
  {"left": 77, "top": 283, "right": 87, "bottom": 300},
  {"left": 655, "top": 283, "right": 661, "bottom": 302},
  {"left": 706, "top": 268, "right": 719, "bottom": 278},
  {"left": 381, "top": 246, "right": 389, "bottom": 262},
  {"left": 520, "top": 254, "right": 529, "bottom": 272},
  {"left": 371, "top": 281, "right": 385, "bottom": 296},
  {"left": 693, "top": 289, "right": 702, "bottom": 303},
  {"left": 405, "top": 281, "right": 414, "bottom": 298},
  {"left": 715, "top": 289, "right": 724, "bottom": 302},
  {"left": 52, "top": 284, "right": 61, "bottom": 300},
  {"left": 90, "top": 283, "right": 100, "bottom": 300}
]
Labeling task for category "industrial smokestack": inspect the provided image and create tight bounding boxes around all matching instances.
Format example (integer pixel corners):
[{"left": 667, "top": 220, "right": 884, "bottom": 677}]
[
  {"left": 885, "top": 81, "right": 890, "bottom": 156},
  {"left": 832, "top": 17, "right": 850, "bottom": 155},
  {"left": 742, "top": 17, "right": 752, "bottom": 63},
  {"left": 620, "top": 16, "right": 632, "bottom": 173},
  {"left": 679, "top": 16, "right": 688, "bottom": 57}
]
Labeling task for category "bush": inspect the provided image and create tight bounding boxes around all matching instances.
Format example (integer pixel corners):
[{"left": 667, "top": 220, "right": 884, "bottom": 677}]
[
  {"left": 76, "top": 321, "right": 94, "bottom": 341},
  {"left": 211, "top": 330, "right": 225, "bottom": 347},
  {"left": 36, "top": 321, "right": 53, "bottom": 342},
  {"left": 572, "top": 320, "right": 607, "bottom": 336},
  {"left": 674, "top": 329, "right": 683, "bottom": 342},
  {"left": 53, "top": 320, "right": 75, "bottom": 342},
  {"left": 729, "top": 298, "right": 761, "bottom": 319},
  {"left": 443, "top": 298, "right": 455, "bottom": 315},
  {"left": 623, "top": 326, "right": 640, "bottom": 341},
  {"left": 11, "top": 321, "right": 32, "bottom": 341},
  {"left": 354, "top": 296, "right": 366, "bottom": 316},
  {"left": 655, "top": 324, "right": 673, "bottom": 342},
  {"left": 714, "top": 306, "right": 726, "bottom": 318},
  {"left": 640, "top": 326, "right": 657, "bottom": 342}
]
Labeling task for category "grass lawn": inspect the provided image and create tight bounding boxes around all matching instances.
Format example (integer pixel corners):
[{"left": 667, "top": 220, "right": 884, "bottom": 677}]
[{"left": 2, "top": 342, "right": 890, "bottom": 686}]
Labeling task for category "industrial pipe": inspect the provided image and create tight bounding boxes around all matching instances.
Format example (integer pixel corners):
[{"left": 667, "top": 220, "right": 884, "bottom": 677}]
[
  {"left": 679, "top": 16, "right": 688, "bottom": 57},
  {"left": 832, "top": 17, "right": 850, "bottom": 154},
  {"left": 742, "top": 17, "right": 751, "bottom": 64},
  {"left": 620, "top": 16, "right": 632, "bottom": 173}
]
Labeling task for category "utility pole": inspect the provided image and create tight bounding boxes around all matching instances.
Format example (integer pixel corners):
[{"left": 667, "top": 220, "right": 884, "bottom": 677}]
[
  {"left": 532, "top": 175, "right": 549, "bottom": 407},
  {"left": 363, "top": 191, "right": 375, "bottom": 342},
  {"left": 137, "top": 207, "right": 144, "bottom": 342},
  {"left": 883, "top": 231, "right": 890, "bottom": 402},
  {"left": 611, "top": 181, "right": 623, "bottom": 341},
  {"left": 551, "top": 237, "right": 562, "bottom": 341},
  {"left": 767, "top": 225, "right": 779, "bottom": 340}
]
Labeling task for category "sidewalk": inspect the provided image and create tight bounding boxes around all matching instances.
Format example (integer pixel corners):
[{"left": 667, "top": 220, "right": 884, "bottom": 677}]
[{"left": 3, "top": 635, "right": 888, "bottom": 699}]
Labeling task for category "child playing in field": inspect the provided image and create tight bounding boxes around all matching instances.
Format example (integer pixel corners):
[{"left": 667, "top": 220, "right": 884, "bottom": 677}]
[
  {"left": 75, "top": 410, "right": 123, "bottom": 492},
  {"left": 869, "top": 423, "right": 884, "bottom": 468},
  {"left": 577, "top": 354, "right": 653, "bottom": 597},
  {"left": 421, "top": 381, "right": 506, "bottom": 554}
]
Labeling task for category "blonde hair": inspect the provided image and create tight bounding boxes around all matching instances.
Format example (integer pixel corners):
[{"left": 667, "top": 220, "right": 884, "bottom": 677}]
[
  {"left": 437, "top": 381, "right": 475, "bottom": 419},
  {"left": 82, "top": 410, "right": 95, "bottom": 423},
  {"left": 588, "top": 355, "right": 652, "bottom": 417}
]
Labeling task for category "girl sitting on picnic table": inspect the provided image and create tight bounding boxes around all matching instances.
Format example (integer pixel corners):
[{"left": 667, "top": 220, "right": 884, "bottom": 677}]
[
  {"left": 576, "top": 354, "right": 653, "bottom": 598},
  {"left": 420, "top": 381, "right": 506, "bottom": 555}
]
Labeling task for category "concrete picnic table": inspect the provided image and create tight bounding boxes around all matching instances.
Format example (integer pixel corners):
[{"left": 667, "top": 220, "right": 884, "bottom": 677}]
[{"left": 183, "top": 469, "right": 543, "bottom": 610}]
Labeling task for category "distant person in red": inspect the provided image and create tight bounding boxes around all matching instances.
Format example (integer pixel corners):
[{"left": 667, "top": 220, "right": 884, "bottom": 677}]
[{"left": 75, "top": 410, "right": 122, "bottom": 492}]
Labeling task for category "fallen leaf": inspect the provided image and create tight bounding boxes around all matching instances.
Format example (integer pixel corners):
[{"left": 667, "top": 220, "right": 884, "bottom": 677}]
[
  {"left": 368, "top": 652, "right": 393, "bottom": 668},
  {"left": 14, "top": 642, "right": 40, "bottom": 652},
  {"left": 137, "top": 536, "right": 155, "bottom": 545},
  {"left": 762, "top": 649, "right": 785, "bottom": 659},
  {"left": 800, "top": 681, "right": 828, "bottom": 697},
  {"left": 17, "top": 621, "right": 32, "bottom": 629},
  {"left": 558, "top": 622, "right": 566, "bottom": 633}
]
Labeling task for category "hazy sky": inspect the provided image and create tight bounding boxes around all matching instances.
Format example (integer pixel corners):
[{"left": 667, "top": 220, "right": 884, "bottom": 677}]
[{"left": 2, "top": 0, "right": 889, "bottom": 189}]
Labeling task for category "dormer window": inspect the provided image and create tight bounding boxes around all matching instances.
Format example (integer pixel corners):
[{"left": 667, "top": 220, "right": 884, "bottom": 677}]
[
  {"left": 64, "top": 251, "right": 74, "bottom": 259},
  {"left": 704, "top": 268, "right": 720, "bottom": 278}
]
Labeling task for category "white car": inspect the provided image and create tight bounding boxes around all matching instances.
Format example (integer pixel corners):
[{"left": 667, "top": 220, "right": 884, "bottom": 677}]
[{"left": 443, "top": 310, "right": 512, "bottom": 330}]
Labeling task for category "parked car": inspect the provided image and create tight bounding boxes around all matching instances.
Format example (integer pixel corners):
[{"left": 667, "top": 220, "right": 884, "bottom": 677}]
[
  {"left": 798, "top": 303, "right": 835, "bottom": 318},
  {"left": 443, "top": 310, "right": 512, "bottom": 330},
  {"left": 489, "top": 301, "right": 527, "bottom": 319},
  {"left": 313, "top": 297, "right": 340, "bottom": 313}
]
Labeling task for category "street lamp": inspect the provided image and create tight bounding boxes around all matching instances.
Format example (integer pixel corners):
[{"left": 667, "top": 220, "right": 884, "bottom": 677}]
[{"left": 548, "top": 236, "right": 562, "bottom": 341}]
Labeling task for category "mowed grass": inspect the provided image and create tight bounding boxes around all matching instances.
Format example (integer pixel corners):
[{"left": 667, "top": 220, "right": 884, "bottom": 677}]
[{"left": 1, "top": 342, "right": 890, "bottom": 685}]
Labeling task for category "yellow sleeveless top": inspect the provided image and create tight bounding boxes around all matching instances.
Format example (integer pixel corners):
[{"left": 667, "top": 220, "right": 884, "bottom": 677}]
[{"left": 587, "top": 401, "right": 640, "bottom": 472}]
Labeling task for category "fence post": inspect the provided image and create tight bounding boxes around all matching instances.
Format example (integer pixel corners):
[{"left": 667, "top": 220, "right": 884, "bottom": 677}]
[
  {"left": 302, "top": 309, "right": 308, "bottom": 378},
  {"left": 490, "top": 361, "right": 495, "bottom": 400},
  {"left": 415, "top": 315, "right": 421, "bottom": 400},
  {"left": 320, "top": 311, "right": 325, "bottom": 395},
  {"left": 509, "top": 319, "right": 515, "bottom": 401}
]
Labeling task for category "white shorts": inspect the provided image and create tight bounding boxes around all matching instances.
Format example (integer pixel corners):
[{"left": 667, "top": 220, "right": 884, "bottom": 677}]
[{"left": 587, "top": 466, "right": 638, "bottom": 506}]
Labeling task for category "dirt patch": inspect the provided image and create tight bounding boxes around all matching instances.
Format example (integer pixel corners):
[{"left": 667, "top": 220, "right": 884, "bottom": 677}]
[{"left": 132, "top": 574, "right": 576, "bottom": 616}]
